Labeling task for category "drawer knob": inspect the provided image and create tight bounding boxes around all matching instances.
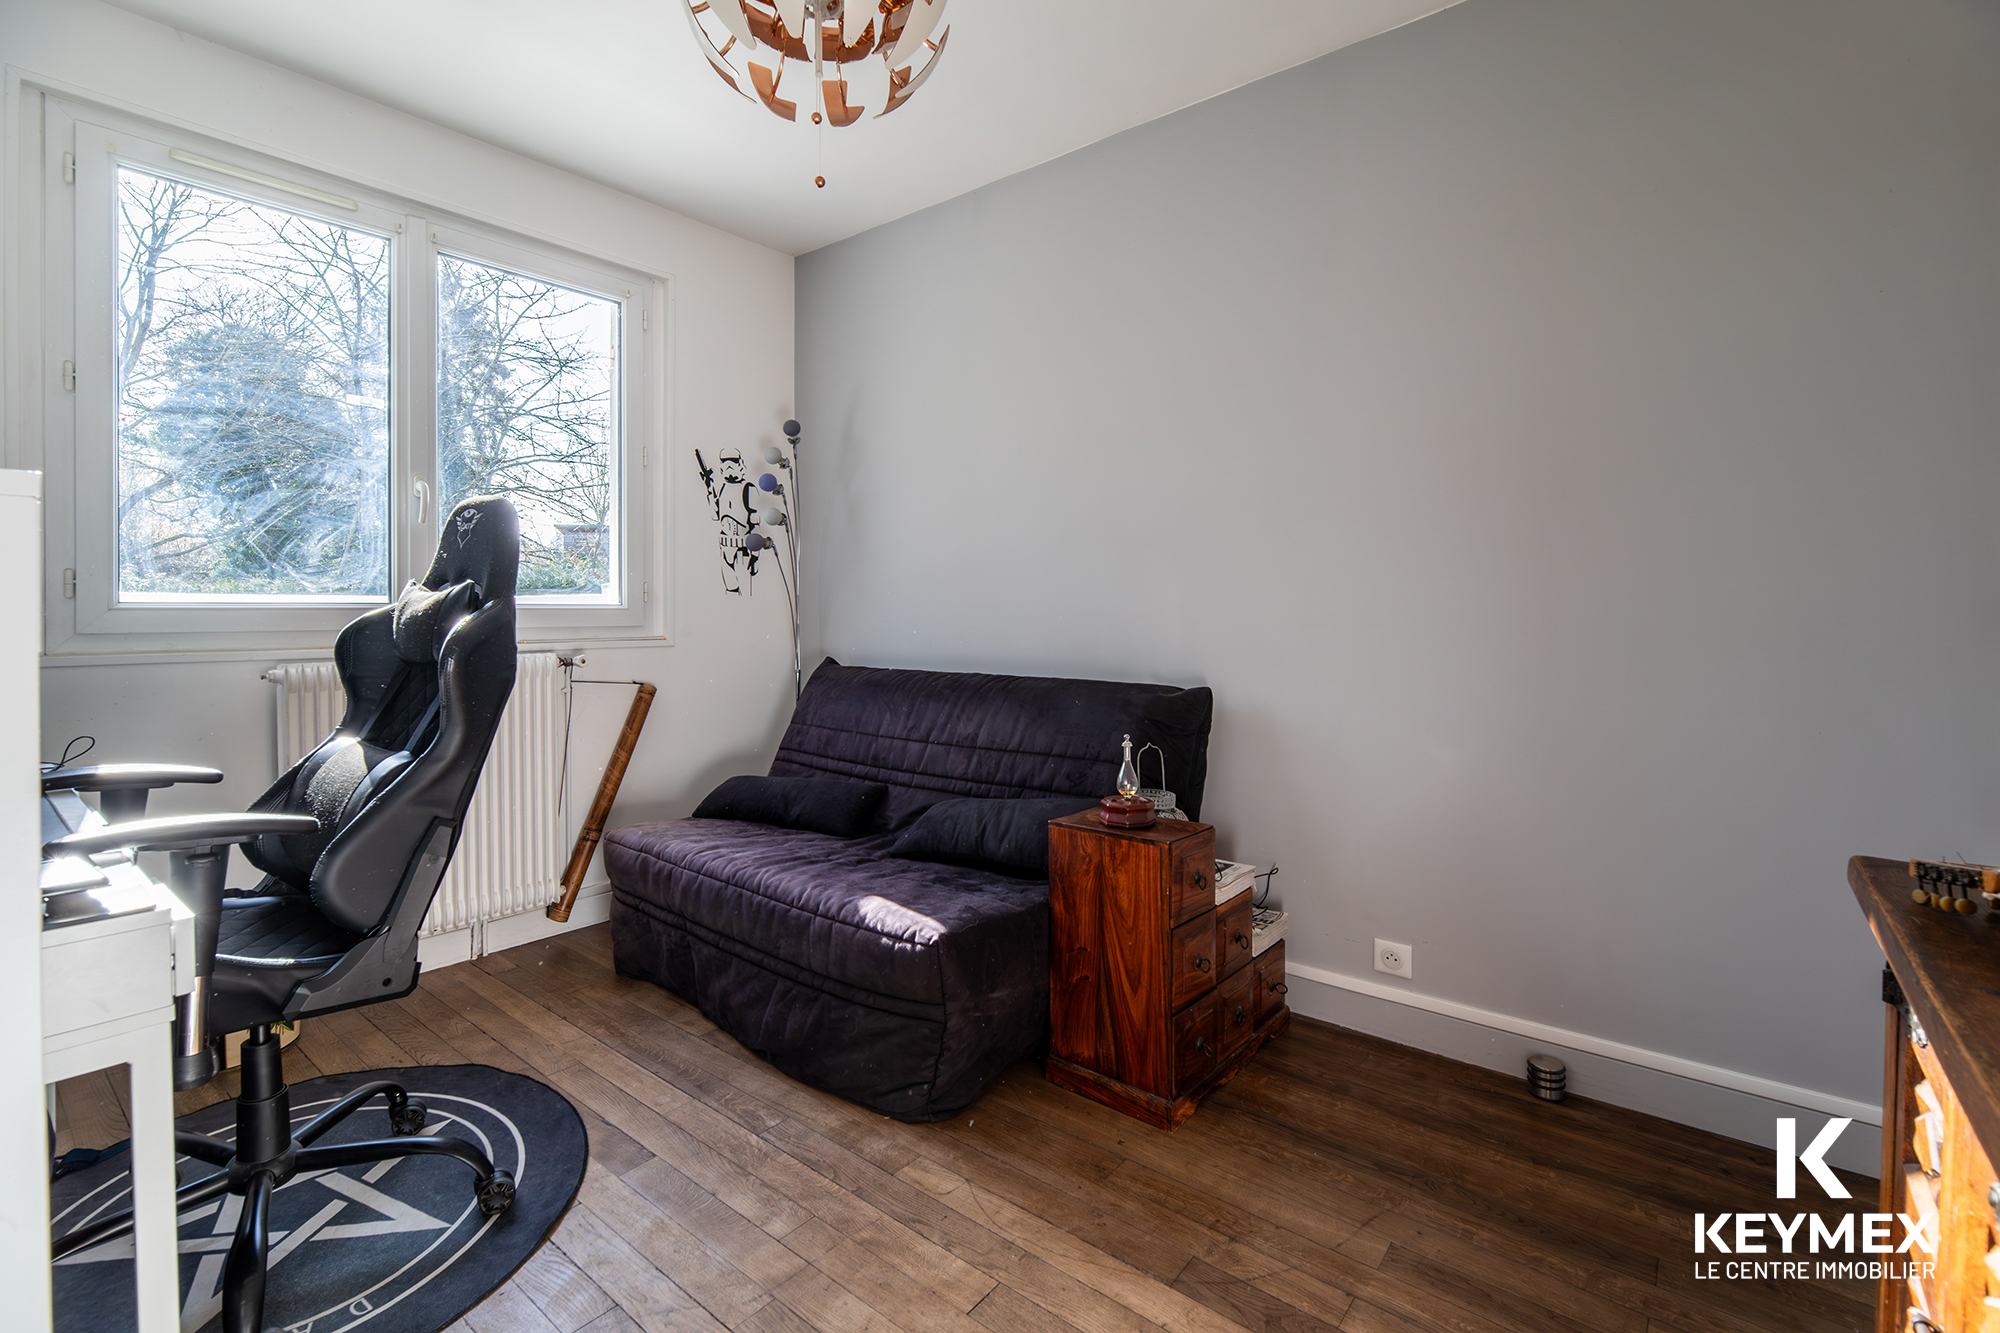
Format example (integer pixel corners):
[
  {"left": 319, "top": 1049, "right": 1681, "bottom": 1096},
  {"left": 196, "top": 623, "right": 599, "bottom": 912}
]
[
  {"left": 1195, "top": 955, "right": 1211, "bottom": 973},
  {"left": 1234, "top": 1005, "right": 1247, "bottom": 1027},
  {"left": 1234, "top": 931, "right": 1250, "bottom": 949},
  {"left": 1269, "top": 981, "right": 1288, "bottom": 995},
  {"left": 1194, "top": 1036, "right": 1213, "bottom": 1056},
  {"left": 1194, "top": 871, "right": 1207, "bottom": 890}
]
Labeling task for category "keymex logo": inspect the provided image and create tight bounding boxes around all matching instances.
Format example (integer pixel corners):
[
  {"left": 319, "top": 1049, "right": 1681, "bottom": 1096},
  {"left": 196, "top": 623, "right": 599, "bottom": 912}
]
[
  {"left": 1690, "top": 1117, "right": 1934, "bottom": 1283},
  {"left": 1777, "top": 1116, "right": 1851, "bottom": 1199}
]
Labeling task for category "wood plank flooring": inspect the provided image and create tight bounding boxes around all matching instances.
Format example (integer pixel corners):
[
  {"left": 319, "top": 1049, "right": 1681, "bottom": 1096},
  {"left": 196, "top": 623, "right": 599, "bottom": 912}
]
[{"left": 53, "top": 924, "right": 1880, "bottom": 1333}]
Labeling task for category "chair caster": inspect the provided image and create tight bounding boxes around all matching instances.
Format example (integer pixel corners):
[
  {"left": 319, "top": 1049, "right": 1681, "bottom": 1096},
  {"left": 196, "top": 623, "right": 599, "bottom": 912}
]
[
  {"left": 476, "top": 1170, "right": 515, "bottom": 1217},
  {"left": 389, "top": 1099, "right": 428, "bottom": 1135}
]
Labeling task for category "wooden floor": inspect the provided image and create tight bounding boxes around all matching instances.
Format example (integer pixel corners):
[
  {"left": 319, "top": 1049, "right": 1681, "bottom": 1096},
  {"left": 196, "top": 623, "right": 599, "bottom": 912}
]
[{"left": 55, "top": 924, "right": 1880, "bottom": 1333}]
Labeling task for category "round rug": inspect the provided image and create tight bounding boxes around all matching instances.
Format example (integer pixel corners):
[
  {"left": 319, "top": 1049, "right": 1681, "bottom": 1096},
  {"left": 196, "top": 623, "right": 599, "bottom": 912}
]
[{"left": 51, "top": 1064, "right": 586, "bottom": 1333}]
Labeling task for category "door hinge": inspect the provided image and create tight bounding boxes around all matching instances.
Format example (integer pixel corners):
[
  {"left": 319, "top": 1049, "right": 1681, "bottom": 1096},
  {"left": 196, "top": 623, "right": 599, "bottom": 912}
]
[
  {"left": 642, "top": 309, "right": 649, "bottom": 331},
  {"left": 641, "top": 445, "right": 649, "bottom": 467},
  {"left": 642, "top": 581, "right": 650, "bottom": 604},
  {"left": 62, "top": 569, "right": 75, "bottom": 599},
  {"left": 61, "top": 360, "right": 75, "bottom": 392},
  {"left": 61, "top": 152, "right": 75, "bottom": 185}
]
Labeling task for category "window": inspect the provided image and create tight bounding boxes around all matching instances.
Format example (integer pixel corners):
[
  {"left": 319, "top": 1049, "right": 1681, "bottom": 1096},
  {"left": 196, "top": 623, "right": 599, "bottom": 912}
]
[
  {"left": 39, "top": 98, "right": 664, "bottom": 655},
  {"left": 115, "top": 166, "right": 392, "bottom": 603},
  {"left": 435, "top": 251, "right": 619, "bottom": 603}
]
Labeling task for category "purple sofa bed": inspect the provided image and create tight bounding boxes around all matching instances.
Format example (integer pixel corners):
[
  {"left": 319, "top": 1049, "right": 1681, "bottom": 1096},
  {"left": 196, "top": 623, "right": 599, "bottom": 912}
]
[{"left": 603, "top": 660, "right": 1213, "bottom": 1121}]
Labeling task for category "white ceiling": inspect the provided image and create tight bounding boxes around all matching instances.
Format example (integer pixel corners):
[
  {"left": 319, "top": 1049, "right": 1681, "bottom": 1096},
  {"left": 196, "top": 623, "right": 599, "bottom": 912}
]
[{"left": 104, "top": 0, "right": 1463, "bottom": 255}]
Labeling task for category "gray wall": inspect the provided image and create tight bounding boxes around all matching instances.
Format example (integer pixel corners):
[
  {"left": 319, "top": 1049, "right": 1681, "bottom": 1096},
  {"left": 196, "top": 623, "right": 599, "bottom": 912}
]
[{"left": 797, "top": 0, "right": 2000, "bottom": 1124}]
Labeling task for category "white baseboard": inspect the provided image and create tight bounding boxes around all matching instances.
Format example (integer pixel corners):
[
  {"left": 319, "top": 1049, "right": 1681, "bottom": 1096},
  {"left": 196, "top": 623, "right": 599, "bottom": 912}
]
[
  {"left": 416, "top": 882, "right": 612, "bottom": 972},
  {"left": 485, "top": 884, "right": 612, "bottom": 952},
  {"left": 1284, "top": 963, "right": 1884, "bottom": 1178},
  {"left": 417, "top": 926, "right": 474, "bottom": 970}
]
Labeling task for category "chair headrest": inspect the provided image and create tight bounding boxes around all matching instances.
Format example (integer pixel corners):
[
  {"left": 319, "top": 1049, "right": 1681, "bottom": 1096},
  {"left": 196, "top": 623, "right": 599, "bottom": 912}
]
[
  {"left": 422, "top": 496, "right": 519, "bottom": 601},
  {"left": 390, "top": 580, "right": 476, "bottom": 663}
]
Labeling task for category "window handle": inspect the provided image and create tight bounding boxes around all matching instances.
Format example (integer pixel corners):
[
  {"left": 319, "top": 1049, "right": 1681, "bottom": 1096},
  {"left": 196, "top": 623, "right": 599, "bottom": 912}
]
[{"left": 413, "top": 479, "right": 429, "bottom": 525}]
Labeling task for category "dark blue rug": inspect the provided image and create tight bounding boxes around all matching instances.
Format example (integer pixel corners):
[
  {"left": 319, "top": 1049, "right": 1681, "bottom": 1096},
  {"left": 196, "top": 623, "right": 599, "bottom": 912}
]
[{"left": 51, "top": 1064, "right": 586, "bottom": 1333}]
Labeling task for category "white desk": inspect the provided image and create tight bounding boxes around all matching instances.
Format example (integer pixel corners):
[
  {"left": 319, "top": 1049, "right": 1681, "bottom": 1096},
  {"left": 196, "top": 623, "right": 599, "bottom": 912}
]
[
  {"left": 1, "top": 470, "right": 50, "bottom": 1333},
  {"left": 42, "top": 800, "right": 194, "bottom": 1333}
]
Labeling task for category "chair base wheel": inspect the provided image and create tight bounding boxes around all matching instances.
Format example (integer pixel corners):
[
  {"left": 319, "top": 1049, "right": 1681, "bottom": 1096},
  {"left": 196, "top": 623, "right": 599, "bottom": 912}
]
[
  {"left": 389, "top": 1099, "right": 427, "bottom": 1136},
  {"left": 477, "top": 1170, "right": 515, "bottom": 1217}
]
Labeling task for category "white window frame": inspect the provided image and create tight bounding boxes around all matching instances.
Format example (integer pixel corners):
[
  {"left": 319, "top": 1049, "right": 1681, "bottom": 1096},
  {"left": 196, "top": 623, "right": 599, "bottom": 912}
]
[{"left": 34, "top": 95, "right": 666, "bottom": 657}]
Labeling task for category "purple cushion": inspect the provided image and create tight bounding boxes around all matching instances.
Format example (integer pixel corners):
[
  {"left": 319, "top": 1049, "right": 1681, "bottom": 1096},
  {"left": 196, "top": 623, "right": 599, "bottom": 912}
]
[
  {"left": 606, "top": 819, "right": 1044, "bottom": 1006},
  {"left": 692, "top": 775, "right": 887, "bottom": 837},
  {"left": 889, "top": 797, "right": 1096, "bottom": 877}
]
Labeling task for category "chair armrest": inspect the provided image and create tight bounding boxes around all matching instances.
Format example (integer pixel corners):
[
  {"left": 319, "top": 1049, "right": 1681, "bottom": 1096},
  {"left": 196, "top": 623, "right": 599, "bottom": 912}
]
[
  {"left": 43, "top": 763, "right": 229, "bottom": 823},
  {"left": 41, "top": 763, "right": 225, "bottom": 794},
  {"left": 43, "top": 812, "right": 318, "bottom": 860}
]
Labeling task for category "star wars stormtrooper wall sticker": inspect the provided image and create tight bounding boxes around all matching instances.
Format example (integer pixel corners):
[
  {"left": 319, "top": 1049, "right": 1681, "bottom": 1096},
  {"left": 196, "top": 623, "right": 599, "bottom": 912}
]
[
  {"left": 696, "top": 420, "right": 806, "bottom": 698},
  {"left": 696, "top": 446, "right": 761, "bottom": 593}
]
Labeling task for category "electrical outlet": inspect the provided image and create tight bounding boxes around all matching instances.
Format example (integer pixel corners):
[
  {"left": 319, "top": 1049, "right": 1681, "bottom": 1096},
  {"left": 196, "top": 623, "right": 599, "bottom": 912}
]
[{"left": 1375, "top": 939, "right": 1413, "bottom": 979}]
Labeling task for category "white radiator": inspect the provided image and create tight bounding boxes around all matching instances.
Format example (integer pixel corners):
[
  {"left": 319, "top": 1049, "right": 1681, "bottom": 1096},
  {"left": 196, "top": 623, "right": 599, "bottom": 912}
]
[{"left": 267, "top": 652, "right": 566, "bottom": 936}]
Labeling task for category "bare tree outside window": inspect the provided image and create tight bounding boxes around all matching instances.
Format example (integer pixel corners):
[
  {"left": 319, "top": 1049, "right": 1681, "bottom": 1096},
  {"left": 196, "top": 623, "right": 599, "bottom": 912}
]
[
  {"left": 108, "top": 166, "right": 622, "bottom": 609},
  {"left": 115, "top": 167, "right": 390, "bottom": 600},
  {"left": 436, "top": 254, "right": 619, "bottom": 599}
]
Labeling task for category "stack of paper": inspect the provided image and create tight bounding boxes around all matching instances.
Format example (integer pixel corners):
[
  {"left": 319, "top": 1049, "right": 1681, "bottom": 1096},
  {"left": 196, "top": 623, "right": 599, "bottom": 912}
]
[
  {"left": 1214, "top": 858, "right": 1257, "bottom": 904},
  {"left": 1250, "top": 906, "right": 1289, "bottom": 956}
]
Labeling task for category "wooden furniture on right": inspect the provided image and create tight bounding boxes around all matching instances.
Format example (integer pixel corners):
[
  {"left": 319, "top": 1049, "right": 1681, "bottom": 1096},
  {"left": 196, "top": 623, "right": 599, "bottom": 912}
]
[
  {"left": 1046, "top": 811, "right": 1289, "bottom": 1129},
  {"left": 1851, "top": 855, "right": 2000, "bottom": 1333}
]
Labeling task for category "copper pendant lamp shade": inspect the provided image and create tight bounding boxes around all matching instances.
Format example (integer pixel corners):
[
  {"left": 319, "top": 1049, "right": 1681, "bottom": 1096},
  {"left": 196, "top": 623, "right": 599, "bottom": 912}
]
[{"left": 681, "top": 0, "right": 951, "bottom": 184}]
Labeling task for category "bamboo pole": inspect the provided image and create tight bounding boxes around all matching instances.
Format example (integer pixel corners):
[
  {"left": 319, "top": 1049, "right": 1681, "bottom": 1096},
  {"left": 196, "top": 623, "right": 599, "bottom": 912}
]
[{"left": 547, "top": 681, "right": 656, "bottom": 922}]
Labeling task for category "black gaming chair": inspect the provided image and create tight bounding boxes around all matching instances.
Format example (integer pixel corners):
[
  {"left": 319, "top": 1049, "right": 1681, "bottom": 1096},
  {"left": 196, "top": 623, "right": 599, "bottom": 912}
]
[{"left": 42, "top": 496, "right": 523, "bottom": 1333}]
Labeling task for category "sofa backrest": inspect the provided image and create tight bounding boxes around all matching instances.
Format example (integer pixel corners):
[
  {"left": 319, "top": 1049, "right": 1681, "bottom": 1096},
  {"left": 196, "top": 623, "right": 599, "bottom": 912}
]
[{"left": 770, "top": 659, "right": 1214, "bottom": 828}]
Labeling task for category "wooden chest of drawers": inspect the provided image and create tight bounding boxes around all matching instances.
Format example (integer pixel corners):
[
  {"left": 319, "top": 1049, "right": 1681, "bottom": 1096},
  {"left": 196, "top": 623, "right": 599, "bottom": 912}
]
[
  {"left": 1046, "top": 811, "right": 1290, "bottom": 1129},
  {"left": 1853, "top": 856, "right": 2000, "bottom": 1333}
]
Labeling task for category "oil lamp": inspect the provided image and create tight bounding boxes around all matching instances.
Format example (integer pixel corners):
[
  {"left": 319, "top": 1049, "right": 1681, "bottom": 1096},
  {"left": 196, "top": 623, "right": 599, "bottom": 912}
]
[{"left": 1098, "top": 733, "right": 1157, "bottom": 828}]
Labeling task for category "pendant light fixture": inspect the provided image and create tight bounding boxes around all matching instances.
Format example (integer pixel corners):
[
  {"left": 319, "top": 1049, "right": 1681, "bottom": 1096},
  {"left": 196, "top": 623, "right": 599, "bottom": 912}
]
[{"left": 680, "top": 0, "right": 951, "bottom": 187}]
